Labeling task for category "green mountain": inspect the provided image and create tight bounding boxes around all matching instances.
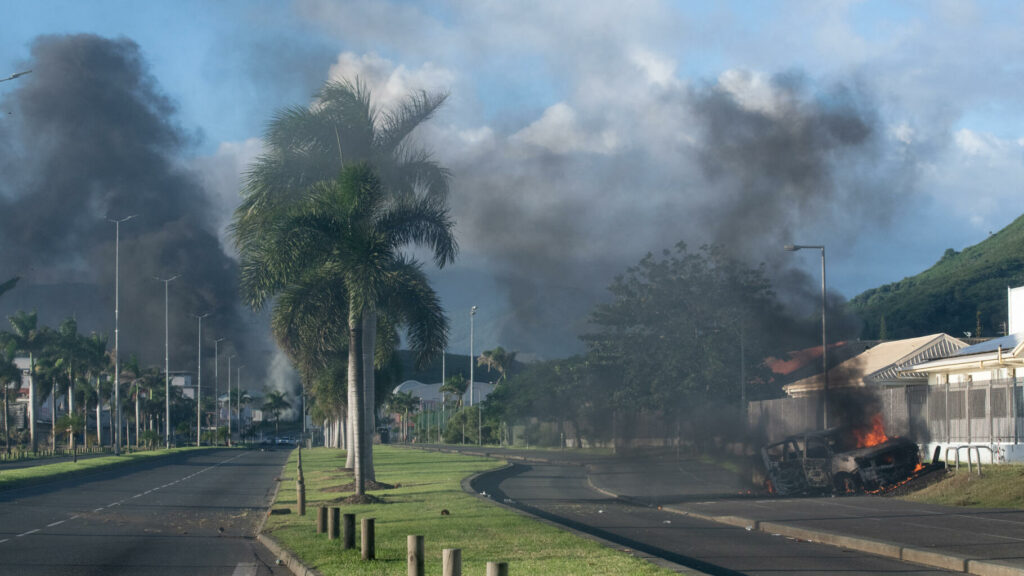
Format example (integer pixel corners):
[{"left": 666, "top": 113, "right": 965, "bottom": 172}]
[{"left": 850, "top": 213, "right": 1024, "bottom": 340}]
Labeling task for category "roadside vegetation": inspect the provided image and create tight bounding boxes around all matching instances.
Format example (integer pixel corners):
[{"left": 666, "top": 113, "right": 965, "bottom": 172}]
[
  {"left": 0, "top": 446, "right": 214, "bottom": 490},
  {"left": 264, "top": 446, "right": 677, "bottom": 576},
  {"left": 900, "top": 464, "right": 1024, "bottom": 508}
]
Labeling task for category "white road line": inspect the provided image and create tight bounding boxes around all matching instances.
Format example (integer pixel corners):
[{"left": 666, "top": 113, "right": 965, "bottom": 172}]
[
  {"left": 93, "top": 507, "right": 104, "bottom": 513},
  {"left": 46, "top": 520, "right": 65, "bottom": 528},
  {"left": 16, "top": 529, "right": 39, "bottom": 537},
  {"left": 231, "top": 562, "right": 259, "bottom": 576},
  {"left": 0, "top": 538, "right": 8, "bottom": 544}
]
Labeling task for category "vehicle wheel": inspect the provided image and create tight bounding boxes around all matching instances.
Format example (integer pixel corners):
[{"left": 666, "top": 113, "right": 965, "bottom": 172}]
[{"left": 834, "top": 473, "right": 861, "bottom": 494}]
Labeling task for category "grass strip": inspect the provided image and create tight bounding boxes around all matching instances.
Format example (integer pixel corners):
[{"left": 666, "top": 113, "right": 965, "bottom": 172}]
[
  {"left": 0, "top": 447, "right": 218, "bottom": 490},
  {"left": 900, "top": 463, "right": 1024, "bottom": 508},
  {"left": 265, "top": 445, "right": 680, "bottom": 575}
]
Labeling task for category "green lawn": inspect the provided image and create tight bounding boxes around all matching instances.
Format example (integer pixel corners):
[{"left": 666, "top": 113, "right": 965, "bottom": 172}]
[
  {"left": 265, "top": 446, "right": 681, "bottom": 575},
  {"left": 0, "top": 447, "right": 215, "bottom": 490},
  {"left": 900, "top": 463, "right": 1024, "bottom": 508}
]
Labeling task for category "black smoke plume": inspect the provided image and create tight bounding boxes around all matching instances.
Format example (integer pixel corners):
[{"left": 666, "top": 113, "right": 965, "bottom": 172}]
[
  {"left": 449, "top": 71, "right": 907, "bottom": 354},
  {"left": 0, "top": 34, "right": 270, "bottom": 387}
]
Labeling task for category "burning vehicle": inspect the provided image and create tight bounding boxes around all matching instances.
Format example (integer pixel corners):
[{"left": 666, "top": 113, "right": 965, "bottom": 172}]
[{"left": 762, "top": 418, "right": 922, "bottom": 496}]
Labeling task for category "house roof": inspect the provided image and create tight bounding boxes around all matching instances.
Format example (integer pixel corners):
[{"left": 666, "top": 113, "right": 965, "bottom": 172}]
[
  {"left": 910, "top": 332, "right": 1024, "bottom": 373},
  {"left": 784, "top": 334, "right": 966, "bottom": 396}
]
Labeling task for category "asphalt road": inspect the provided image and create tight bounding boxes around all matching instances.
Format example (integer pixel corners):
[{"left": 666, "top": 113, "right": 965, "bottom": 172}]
[
  {"left": 0, "top": 448, "right": 293, "bottom": 576},
  {"left": 462, "top": 448, "right": 962, "bottom": 576}
]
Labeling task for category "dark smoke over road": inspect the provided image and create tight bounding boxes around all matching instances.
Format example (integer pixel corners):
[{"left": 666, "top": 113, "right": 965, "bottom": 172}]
[{"left": 0, "top": 34, "right": 274, "bottom": 388}]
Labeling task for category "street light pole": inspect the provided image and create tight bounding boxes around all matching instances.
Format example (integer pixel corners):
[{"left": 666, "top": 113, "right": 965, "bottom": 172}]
[
  {"left": 470, "top": 306, "right": 480, "bottom": 445},
  {"left": 784, "top": 244, "right": 829, "bottom": 429},
  {"left": 109, "top": 214, "right": 136, "bottom": 455},
  {"left": 227, "top": 355, "right": 234, "bottom": 446},
  {"left": 237, "top": 365, "right": 245, "bottom": 443},
  {"left": 214, "top": 338, "right": 225, "bottom": 441},
  {"left": 192, "top": 313, "right": 208, "bottom": 446},
  {"left": 156, "top": 274, "right": 180, "bottom": 448}
]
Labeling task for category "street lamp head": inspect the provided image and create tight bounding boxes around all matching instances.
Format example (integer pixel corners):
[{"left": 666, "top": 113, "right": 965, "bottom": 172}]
[
  {"left": 784, "top": 244, "right": 798, "bottom": 252},
  {"left": 471, "top": 305, "right": 477, "bottom": 315}
]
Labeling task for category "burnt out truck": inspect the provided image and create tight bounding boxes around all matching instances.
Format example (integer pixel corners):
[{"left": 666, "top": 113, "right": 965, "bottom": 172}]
[{"left": 761, "top": 429, "right": 921, "bottom": 495}]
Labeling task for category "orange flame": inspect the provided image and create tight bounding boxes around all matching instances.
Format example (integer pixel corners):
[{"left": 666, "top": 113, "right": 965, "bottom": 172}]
[{"left": 852, "top": 414, "right": 889, "bottom": 448}]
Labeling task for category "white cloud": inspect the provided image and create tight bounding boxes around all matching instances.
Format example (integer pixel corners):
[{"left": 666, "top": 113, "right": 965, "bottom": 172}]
[
  {"left": 717, "top": 69, "right": 787, "bottom": 116},
  {"left": 327, "top": 52, "right": 456, "bottom": 110},
  {"left": 509, "top": 102, "right": 619, "bottom": 156},
  {"left": 193, "top": 138, "right": 265, "bottom": 258}
]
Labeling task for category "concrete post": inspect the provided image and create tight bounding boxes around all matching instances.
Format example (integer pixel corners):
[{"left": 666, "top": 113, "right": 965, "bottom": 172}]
[
  {"left": 361, "top": 517, "right": 375, "bottom": 560},
  {"left": 328, "top": 507, "right": 340, "bottom": 540},
  {"left": 407, "top": 535, "right": 424, "bottom": 576},
  {"left": 442, "top": 548, "right": 461, "bottom": 576},
  {"left": 343, "top": 513, "right": 355, "bottom": 549},
  {"left": 316, "top": 506, "right": 326, "bottom": 534},
  {"left": 296, "top": 480, "right": 306, "bottom": 516},
  {"left": 487, "top": 562, "right": 509, "bottom": 576}
]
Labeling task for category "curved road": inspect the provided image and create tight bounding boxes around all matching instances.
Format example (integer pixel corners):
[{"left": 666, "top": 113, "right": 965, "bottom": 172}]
[
  {"left": 464, "top": 448, "right": 961, "bottom": 575},
  {"left": 0, "top": 448, "right": 292, "bottom": 576}
]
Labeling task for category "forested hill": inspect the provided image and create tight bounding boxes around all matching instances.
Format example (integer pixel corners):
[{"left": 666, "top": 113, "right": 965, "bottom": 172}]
[{"left": 850, "top": 213, "right": 1024, "bottom": 340}]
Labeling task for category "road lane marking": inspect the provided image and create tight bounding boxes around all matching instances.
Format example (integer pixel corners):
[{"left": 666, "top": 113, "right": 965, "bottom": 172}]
[
  {"left": 0, "top": 449, "right": 256, "bottom": 547},
  {"left": 231, "top": 562, "right": 258, "bottom": 576}
]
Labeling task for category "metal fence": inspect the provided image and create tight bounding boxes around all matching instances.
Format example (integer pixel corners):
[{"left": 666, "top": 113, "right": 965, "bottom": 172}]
[{"left": 749, "top": 379, "right": 1024, "bottom": 444}]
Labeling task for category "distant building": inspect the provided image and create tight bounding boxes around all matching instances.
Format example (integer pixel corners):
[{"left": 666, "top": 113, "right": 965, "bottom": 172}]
[{"left": 392, "top": 379, "right": 495, "bottom": 408}]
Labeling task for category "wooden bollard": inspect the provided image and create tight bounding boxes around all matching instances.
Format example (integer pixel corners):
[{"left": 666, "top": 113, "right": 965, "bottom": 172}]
[
  {"left": 343, "top": 513, "right": 356, "bottom": 549},
  {"left": 361, "top": 517, "right": 375, "bottom": 560},
  {"left": 442, "top": 548, "right": 461, "bottom": 576},
  {"left": 296, "top": 480, "right": 306, "bottom": 515},
  {"left": 487, "top": 562, "right": 509, "bottom": 576},
  {"left": 407, "top": 535, "right": 424, "bottom": 576},
  {"left": 316, "top": 506, "right": 326, "bottom": 534},
  {"left": 328, "top": 507, "right": 340, "bottom": 540}
]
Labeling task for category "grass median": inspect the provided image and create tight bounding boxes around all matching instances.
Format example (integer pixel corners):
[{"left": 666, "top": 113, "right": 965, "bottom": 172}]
[
  {"left": 0, "top": 447, "right": 217, "bottom": 490},
  {"left": 265, "top": 445, "right": 679, "bottom": 575}
]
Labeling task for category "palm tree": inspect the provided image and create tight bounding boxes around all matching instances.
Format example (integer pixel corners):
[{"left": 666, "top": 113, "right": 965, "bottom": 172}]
[
  {"left": 0, "top": 337, "right": 21, "bottom": 453},
  {"left": 80, "top": 332, "right": 109, "bottom": 447},
  {"left": 440, "top": 374, "right": 468, "bottom": 409},
  {"left": 238, "top": 164, "right": 453, "bottom": 494},
  {"left": 234, "top": 77, "right": 452, "bottom": 461},
  {"left": 262, "top": 390, "right": 291, "bottom": 437},
  {"left": 478, "top": 347, "right": 517, "bottom": 383},
  {"left": 7, "top": 311, "right": 46, "bottom": 452},
  {"left": 385, "top": 390, "right": 419, "bottom": 443}
]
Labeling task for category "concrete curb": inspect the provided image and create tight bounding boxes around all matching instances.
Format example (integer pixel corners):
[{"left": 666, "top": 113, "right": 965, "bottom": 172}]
[
  {"left": 586, "top": 468, "right": 1024, "bottom": 576},
  {"left": 256, "top": 448, "right": 323, "bottom": 576}
]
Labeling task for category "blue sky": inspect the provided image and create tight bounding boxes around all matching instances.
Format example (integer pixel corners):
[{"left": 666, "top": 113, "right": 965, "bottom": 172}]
[{"left": 4, "top": 0, "right": 1024, "bottom": 355}]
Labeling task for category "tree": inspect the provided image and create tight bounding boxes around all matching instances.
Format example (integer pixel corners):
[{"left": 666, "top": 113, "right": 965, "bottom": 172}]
[
  {"left": 237, "top": 164, "right": 454, "bottom": 495},
  {"left": 477, "top": 346, "right": 517, "bottom": 383},
  {"left": 440, "top": 374, "right": 468, "bottom": 409},
  {"left": 0, "top": 336, "right": 21, "bottom": 453},
  {"left": 234, "top": 77, "right": 453, "bottom": 475},
  {"left": 6, "top": 311, "right": 46, "bottom": 452},
  {"left": 80, "top": 332, "right": 109, "bottom": 447},
  {"left": 384, "top": 390, "right": 418, "bottom": 442},
  {"left": 262, "top": 390, "right": 291, "bottom": 437}
]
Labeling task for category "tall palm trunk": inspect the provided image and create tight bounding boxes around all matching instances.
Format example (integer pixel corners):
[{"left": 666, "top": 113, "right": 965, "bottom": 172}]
[
  {"left": 29, "top": 353, "right": 36, "bottom": 453},
  {"left": 348, "top": 309, "right": 366, "bottom": 495},
  {"left": 51, "top": 380, "right": 56, "bottom": 451},
  {"left": 95, "top": 376, "right": 102, "bottom": 447},
  {"left": 362, "top": 309, "right": 376, "bottom": 481}
]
